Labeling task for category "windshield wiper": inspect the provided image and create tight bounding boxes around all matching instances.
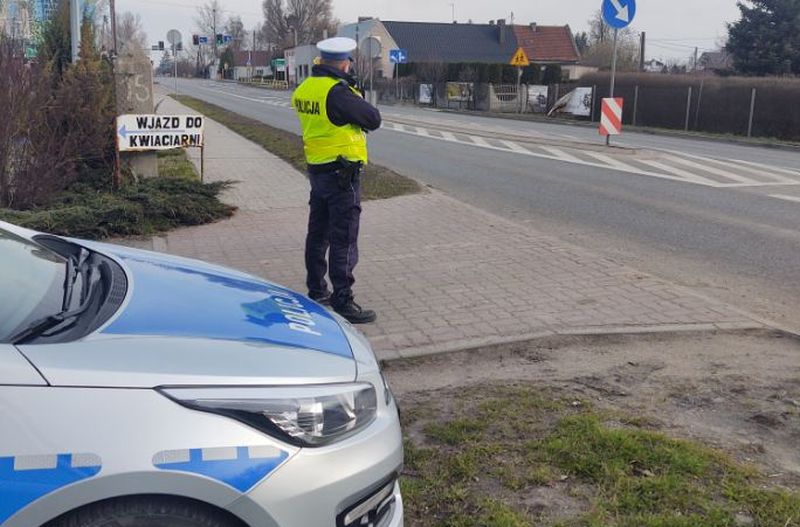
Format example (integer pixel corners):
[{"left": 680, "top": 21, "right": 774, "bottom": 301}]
[
  {"left": 12, "top": 253, "right": 101, "bottom": 345},
  {"left": 62, "top": 254, "right": 77, "bottom": 310}
]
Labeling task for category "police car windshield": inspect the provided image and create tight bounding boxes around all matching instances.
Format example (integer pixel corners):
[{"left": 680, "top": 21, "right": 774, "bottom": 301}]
[{"left": 0, "top": 228, "right": 66, "bottom": 342}]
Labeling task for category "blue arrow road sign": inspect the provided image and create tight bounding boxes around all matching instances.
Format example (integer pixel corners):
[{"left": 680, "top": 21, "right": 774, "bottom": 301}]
[
  {"left": 389, "top": 49, "right": 408, "bottom": 64},
  {"left": 603, "top": 0, "right": 636, "bottom": 29},
  {"left": 198, "top": 36, "right": 209, "bottom": 44},
  {"left": 223, "top": 35, "right": 233, "bottom": 44}
]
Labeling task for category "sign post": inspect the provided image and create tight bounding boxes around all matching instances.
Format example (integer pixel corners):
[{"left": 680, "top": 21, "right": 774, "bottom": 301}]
[
  {"left": 117, "top": 115, "right": 206, "bottom": 180},
  {"left": 389, "top": 49, "right": 408, "bottom": 101},
  {"left": 167, "top": 29, "right": 182, "bottom": 95},
  {"left": 601, "top": 0, "right": 636, "bottom": 145},
  {"left": 509, "top": 47, "right": 530, "bottom": 114}
]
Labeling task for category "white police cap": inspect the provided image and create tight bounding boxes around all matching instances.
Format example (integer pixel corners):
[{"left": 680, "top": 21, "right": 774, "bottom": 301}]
[{"left": 317, "top": 37, "right": 357, "bottom": 61}]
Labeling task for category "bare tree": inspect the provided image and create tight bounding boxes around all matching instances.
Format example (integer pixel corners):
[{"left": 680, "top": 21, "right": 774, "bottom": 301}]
[
  {"left": 285, "top": 0, "right": 336, "bottom": 44},
  {"left": 225, "top": 15, "right": 247, "bottom": 50},
  {"left": 261, "top": 0, "right": 336, "bottom": 52},
  {"left": 262, "top": 0, "right": 289, "bottom": 50},
  {"left": 115, "top": 11, "right": 147, "bottom": 56},
  {"left": 582, "top": 9, "right": 639, "bottom": 70},
  {"left": 195, "top": 0, "right": 222, "bottom": 37},
  {"left": 195, "top": 0, "right": 222, "bottom": 73}
]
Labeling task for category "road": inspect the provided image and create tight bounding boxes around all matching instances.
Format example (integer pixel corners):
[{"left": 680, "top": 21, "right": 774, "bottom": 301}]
[{"left": 169, "top": 78, "right": 800, "bottom": 330}]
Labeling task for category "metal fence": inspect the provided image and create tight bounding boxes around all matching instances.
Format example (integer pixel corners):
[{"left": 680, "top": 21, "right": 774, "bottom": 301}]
[{"left": 583, "top": 74, "right": 800, "bottom": 141}]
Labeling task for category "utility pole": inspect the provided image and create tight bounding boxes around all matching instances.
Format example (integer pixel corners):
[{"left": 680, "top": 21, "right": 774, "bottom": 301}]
[
  {"left": 693, "top": 46, "right": 698, "bottom": 72},
  {"left": 69, "top": 0, "right": 81, "bottom": 62},
  {"left": 109, "top": 0, "right": 118, "bottom": 55},
  {"left": 639, "top": 31, "right": 645, "bottom": 71},
  {"left": 212, "top": 7, "right": 217, "bottom": 57},
  {"left": 607, "top": 27, "right": 618, "bottom": 147},
  {"left": 449, "top": 3, "right": 455, "bottom": 22}
]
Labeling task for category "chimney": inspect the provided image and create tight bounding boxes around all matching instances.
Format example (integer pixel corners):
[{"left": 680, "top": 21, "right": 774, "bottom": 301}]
[
  {"left": 489, "top": 20, "right": 495, "bottom": 25},
  {"left": 358, "top": 16, "right": 373, "bottom": 22},
  {"left": 529, "top": 22, "right": 537, "bottom": 32},
  {"left": 498, "top": 18, "right": 506, "bottom": 44}
]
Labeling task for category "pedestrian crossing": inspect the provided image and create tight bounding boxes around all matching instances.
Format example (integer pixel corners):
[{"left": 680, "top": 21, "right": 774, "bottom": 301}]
[
  {"left": 198, "top": 81, "right": 800, "bottom": 191},
  {"left": 379, "top": 121, "right": 800, "bottom": 189}
]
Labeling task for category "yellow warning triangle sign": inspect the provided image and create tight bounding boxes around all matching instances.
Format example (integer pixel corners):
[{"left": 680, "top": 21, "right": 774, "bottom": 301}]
[{"left": 510, "top": 47, "right": 530, "bottom": 67}]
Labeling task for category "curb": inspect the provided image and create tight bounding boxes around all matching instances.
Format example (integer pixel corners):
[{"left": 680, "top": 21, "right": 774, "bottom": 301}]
[{"left": 374, "top": 322, "right": 766, "bottom": 362}]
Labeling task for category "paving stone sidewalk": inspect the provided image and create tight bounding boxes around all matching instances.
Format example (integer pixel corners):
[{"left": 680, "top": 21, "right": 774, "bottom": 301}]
[{"left": 129, "top": 93, "right": 763, "bottom": 360}]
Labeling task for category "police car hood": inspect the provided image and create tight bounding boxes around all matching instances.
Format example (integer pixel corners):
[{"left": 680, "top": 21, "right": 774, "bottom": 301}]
[{"left": 20, "top": 243, "right": 359, "bottom": 388}]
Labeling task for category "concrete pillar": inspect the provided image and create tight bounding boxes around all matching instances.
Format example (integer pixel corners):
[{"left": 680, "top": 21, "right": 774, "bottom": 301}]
[{"left": 114, "top": 54, "right": 158, "bottom": 179}]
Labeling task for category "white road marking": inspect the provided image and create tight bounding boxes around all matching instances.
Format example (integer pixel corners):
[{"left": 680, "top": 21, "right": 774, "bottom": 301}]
[
  {"left": 381, "top": 124, "right": 721, "bottom": 185},
  {"left": 469, "top": 135, "right": 492, "bottom": 148},
  {"left": 538, "top": 146, "right": 583, "bottom": 164},
  {"left": 769, "top": 194, "right": 800, "bottom": 203},
  {"left": 663, "top": 150, "right": 800, "bottom": 185},
  {"left": 189, "top": 85, "right": 800, "bottom": 190},
  {"left": 733, "top": 157, "right": 800, "bottom": 176},
  {"left": 663, "top": 154, "right": 756, "bottom": 184},
  {"left": 637, "top": 159, "right": 722, "bottom": 187},
  {"left": 582, "top": 151, "right": 643, "bottom": 173},
  {"left": 499, "top": 140, "right": 531, "bottom": 154}
]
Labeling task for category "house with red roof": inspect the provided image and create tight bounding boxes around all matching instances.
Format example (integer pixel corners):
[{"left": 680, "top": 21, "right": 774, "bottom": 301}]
[{"left": 336, "top": 18, "right": 590, "bottom": 81}]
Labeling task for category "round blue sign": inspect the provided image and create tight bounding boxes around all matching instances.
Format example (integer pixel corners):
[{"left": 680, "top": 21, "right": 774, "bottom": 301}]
[{"left": 602, "top": 0, "right": 636, "bottom": 29}]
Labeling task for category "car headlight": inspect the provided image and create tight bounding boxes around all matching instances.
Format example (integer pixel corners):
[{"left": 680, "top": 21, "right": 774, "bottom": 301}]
[{"left": 160, "top": 384, "right": 377, "bottom": 447}]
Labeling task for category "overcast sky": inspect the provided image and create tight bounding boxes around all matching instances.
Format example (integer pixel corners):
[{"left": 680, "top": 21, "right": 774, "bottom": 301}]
[{"left": 118, "top": 0, "right": 741, "bottom": 62}]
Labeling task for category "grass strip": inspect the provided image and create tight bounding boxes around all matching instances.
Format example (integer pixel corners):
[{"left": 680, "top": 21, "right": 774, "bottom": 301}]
[
  {"left": 400, "top": 384, "right": 800, "bottom": 527},
  {"left": 0, "top": 149, "right": 235, "bottom": 239},
  {"left": 172, "top": 94, "right": 422, "bottom": 201}
]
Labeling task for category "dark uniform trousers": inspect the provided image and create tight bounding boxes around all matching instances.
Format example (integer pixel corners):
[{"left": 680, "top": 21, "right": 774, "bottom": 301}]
[{"left": 305, "top": 168, "right": 362, "bottom": 306}]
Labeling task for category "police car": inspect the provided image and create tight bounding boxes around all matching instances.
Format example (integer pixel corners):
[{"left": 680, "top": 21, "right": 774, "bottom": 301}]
[{"left": 0, "top": 221, "right": 403, "bottom": 527}]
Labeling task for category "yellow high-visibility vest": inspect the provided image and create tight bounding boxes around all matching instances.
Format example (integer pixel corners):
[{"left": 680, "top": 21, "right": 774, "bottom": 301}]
[{"left": 292, "top": 76, "right": 368, "bottom": 165}]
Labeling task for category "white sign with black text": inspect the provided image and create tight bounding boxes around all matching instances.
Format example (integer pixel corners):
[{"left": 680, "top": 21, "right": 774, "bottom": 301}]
[
  {"left": 565, "top": 88, "right": 593, "bottom": 117},
  {"left": 117, "top": 114, "right": 205, "bottom": 152}
]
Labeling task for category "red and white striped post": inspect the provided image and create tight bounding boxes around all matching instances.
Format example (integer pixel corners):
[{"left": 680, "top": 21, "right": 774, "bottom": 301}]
[{"left": 600, "top": 97, "right": 624, "bottom": 143}]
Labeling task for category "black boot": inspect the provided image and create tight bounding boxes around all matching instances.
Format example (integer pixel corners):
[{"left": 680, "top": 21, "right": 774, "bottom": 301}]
[
  {"left": 333, "top": 299, "right": 377, "bottom": 324},
  {"left": 308, "top": 290, "right": 331, "bottom": 305}
]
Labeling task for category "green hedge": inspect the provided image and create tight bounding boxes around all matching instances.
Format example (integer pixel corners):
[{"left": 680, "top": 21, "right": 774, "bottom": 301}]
[{"left": 0, "top": 177, "right": 236, "bottom": 239}]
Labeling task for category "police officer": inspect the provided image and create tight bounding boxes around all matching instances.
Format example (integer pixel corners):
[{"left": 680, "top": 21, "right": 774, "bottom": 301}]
[{"left": 292, "top": 37, "right": 381, "bottom": 324}]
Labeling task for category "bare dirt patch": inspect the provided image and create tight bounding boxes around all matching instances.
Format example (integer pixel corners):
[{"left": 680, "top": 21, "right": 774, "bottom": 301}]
[{"left": 385, "top": 329, "right": 800, "bottom": 526}]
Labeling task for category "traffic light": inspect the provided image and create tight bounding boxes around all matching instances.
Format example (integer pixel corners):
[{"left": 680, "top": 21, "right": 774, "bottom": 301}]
[
  {"left": 215, "top": 34, "right": 223, "bottom": 45},
  {"left": 158, "top": 41, "right": 164, "bottom": 51},
  {"left": 192, "top": 34, "right": 199, "bottom": 46}
]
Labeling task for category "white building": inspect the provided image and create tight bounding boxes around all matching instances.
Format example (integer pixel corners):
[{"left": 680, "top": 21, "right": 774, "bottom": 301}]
[{"left": 337, "top": 17, "right": 400, "bottom": 80}]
